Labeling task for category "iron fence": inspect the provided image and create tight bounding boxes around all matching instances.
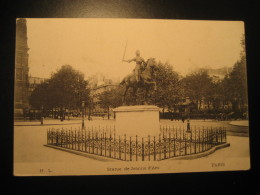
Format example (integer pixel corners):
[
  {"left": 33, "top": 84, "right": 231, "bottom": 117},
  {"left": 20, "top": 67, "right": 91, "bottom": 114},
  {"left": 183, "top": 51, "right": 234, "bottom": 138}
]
[{"left": 47, "top": 126, "right": 227, "bottom": 161}]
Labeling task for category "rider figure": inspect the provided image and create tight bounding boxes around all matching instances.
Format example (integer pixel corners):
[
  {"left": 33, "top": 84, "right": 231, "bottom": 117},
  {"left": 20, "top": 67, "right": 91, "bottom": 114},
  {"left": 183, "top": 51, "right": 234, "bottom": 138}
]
[{"left": 123, "top": 50, "right": 145, "bottom": 82}]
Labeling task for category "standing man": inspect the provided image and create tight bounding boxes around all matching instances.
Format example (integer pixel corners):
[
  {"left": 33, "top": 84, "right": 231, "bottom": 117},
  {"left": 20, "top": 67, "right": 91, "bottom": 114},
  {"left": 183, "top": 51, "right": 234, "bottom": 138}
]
[{"left": 122, "top": 50, "right": 145, "bottom": 82}]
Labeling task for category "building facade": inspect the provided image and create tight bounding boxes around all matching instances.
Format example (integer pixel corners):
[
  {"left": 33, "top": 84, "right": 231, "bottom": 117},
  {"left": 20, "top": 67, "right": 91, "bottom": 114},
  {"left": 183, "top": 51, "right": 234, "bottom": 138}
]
[
  {"left": 28, "top": 76, "right": 48, "bottom": 97},
  {"left": 206, "top": 67, "right": 232, "bottom": 83},
  {"left": 88, "top": 73, "right": 120, "bottom": 116},
  {"left": 14, "top": 18, "right": 30, "bottom": 117}
]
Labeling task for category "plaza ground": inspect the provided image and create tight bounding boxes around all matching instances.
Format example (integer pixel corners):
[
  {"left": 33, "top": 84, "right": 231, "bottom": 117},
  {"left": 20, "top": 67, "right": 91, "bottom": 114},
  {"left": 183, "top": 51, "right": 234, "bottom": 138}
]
[
  {"left": 13, "top": 118, "right": 250, "bottom": 175},
  {"left": 14, "top": 118, "right": 250, "bottom": 176},
  {"left": 14, "top": 117, "right": 250, "bottom": 136}
]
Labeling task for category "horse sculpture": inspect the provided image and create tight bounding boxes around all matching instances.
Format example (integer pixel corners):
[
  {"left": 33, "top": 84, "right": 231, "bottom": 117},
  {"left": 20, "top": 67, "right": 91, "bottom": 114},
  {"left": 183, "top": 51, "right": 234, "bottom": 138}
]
[{"left": 120, "top": 58, "right": 157, "bottom": 105}]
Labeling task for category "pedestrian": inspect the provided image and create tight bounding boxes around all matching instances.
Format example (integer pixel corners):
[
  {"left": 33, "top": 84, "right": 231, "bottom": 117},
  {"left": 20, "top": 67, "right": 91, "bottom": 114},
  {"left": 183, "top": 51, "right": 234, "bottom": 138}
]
[{"left": 181, "top": 114, "right": 185, "bottom": 123}]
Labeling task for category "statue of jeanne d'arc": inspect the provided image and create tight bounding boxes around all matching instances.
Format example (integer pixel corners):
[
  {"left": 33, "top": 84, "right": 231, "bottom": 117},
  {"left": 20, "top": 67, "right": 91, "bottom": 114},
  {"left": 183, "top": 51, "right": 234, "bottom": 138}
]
[{"left": 122, "top": 50, "right": 145, "bottom": 82}]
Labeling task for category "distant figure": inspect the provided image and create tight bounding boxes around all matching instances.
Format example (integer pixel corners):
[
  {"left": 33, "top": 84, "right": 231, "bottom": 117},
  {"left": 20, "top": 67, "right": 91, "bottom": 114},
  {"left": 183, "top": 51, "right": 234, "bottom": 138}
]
[
  {"left": 181, "top": 114, "right": 185, "bottom": 123},
  {"left": 123, "top": 50, "right": 145, "bottom": 82}
]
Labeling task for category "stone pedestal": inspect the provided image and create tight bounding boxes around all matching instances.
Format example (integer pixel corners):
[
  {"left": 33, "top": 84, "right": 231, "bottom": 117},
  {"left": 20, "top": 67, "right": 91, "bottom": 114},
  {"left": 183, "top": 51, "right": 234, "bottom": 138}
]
[{"left": 113, "top": 105, "right": 160, "bottom": 137}]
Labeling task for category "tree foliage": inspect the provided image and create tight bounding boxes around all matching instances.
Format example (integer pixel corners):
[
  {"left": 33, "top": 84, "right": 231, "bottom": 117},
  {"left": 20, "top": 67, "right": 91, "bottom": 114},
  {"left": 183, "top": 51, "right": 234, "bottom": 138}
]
[
  {"left": 221, "top": 35, "right": 248, "bottom": 112},
  {"left": 182, "top": 69, "right": 214, "bottom": 110},
  {"left": 98, "top": 87, "right": 123, "bottom": 109},
  {"left": 29, "top": 65, "right": 90, "bottom": 110},
  {"left": 151, "top": 62, "right": 182, "bottom": 111}
]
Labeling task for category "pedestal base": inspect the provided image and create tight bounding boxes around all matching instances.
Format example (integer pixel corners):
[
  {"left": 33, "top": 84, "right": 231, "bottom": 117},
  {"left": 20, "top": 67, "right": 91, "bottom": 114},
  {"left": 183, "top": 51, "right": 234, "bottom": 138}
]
[{"left": 113, "top": 105, "right": 160, "bottom": 137}]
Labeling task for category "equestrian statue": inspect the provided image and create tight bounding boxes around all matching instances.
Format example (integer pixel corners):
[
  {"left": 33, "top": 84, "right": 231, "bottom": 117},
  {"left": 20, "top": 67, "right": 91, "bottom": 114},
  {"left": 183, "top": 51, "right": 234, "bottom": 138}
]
[{"left": 121, "top": 50, "right": 157, "bottom": 105}]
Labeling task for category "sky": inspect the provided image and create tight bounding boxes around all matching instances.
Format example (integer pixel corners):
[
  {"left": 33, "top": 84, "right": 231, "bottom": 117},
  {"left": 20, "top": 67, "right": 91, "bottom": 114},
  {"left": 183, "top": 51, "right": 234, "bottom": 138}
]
[{"left": 25, "top": 18, "right": 245, "bottom": 80}]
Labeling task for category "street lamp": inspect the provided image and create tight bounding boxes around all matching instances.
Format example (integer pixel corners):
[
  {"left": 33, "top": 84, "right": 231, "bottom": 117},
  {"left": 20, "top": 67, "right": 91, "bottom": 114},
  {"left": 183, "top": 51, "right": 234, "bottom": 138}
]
[{"left": 82, "top": 101, "right": 85, "bottom": 129}]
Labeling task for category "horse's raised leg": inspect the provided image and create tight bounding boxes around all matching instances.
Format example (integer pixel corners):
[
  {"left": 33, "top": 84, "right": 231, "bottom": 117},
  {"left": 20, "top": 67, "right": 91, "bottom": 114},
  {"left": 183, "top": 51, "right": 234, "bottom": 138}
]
[
  {"left": 123, "top": 85, "right": 129, "bottom": 105},
  {"left": 132, "top": 86, "right": 138, "bottom": 105},
  {"left": 143, "top": 85, "right": 150, "bottom": 105}
]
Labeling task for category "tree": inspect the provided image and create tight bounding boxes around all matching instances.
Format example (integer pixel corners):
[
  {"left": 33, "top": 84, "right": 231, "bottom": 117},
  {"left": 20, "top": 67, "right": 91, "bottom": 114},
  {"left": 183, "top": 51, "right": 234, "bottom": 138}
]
[
  {"left": 29, "top": 81, "right": 52, "bottom": 109},
  {"left": 222, "top": 35, "right": 248, "bottom": 113},
  {"left": 98, "top": 87, "right": 123, "bottom": 119},
  {"left": 151, "top": 62, "right": 182, "bottom": 112},
  {"left": 29, "top": 65, "right": 90, "bottom": 111},
  {"left": 182, "top": 69, "right": 214, "bottom": 111}
]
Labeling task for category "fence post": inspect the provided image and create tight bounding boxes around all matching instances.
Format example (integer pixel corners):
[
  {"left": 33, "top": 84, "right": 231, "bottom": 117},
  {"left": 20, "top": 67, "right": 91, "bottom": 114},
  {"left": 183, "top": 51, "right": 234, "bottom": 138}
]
[
  {"left": 96, "top": 131, "right": 99, "bottom": 154},
  {"left": 68, "top": 130, "right": 70, "bottom": 149},
  {"left": 223, "top": 127, "right": 225, "bottom": 143},
  {"left": 87, "top": 129, "right": 89, "bottom": 153},
  {"left": 81, "top": 129, "right": 84, "bottom": 151},
  {"left": 194, "top": 128, "right": 197, "bottom": 154},
  {"left": 50, "top": 129, "right": 53, "bottom": 145},
  {"left": 169, "top": 132, "right": 171, "bottom": 158},
  {"left": 54, "top": 129, "right": 57, "bottom": 146},
  {"left": 76, "top": 130, "right": 78, "bottom": 151},
  {"left": 77, "top": 129, "right": 79, "bottom": 150},
  {"left": 184, "top": 131, "right": 187, "bottom": 155},
  {"left": 173, "top": 132, "right": 176, "bottom": 157},
  {"left": 52, "top": 128, "right": 56, "bottom": 145},
  {"left": 71, "top": 130, "right": 74, "bottom": 149},
  {"left": 47, "top": 128, "right": 49, "bottom": 145},
  {"left": 130, "top": 136, "right": 132, "bottom": 161},
  {"left": 48, "top": 129, "right": 50, "bottom": 145},
  {"left": 74, "top": 129, "right": 76, "bottom": 150},
  {"left": 50, "top": 129, "right": 52, "bottom": 145},
  {"left": 148, "top": 135, "right": 151, "bottom": 161},
  {"left": 69, "top": 127, "right": 72, "bottom": 147},
  {"left": 100, "top": 131, "right": 103, "bottom": 156},
  {"left": 220, "top": 127, "right": 223, "bottom": 143},
  {"left": 49, "top": 129, "right": 51, "bottom": 145},
  {"left": 210, "top": 127, "right": 212, "bottom": 147},
  {"left": 109, "top": 130, "right": 112, "bottom": 158},
  {"left": 84, "top": 130, "right": 86, "bottom": 152},
  {"left": 142, "top": 137, "right": 144, "bottom": 161},
  {"left": 105, "top": 132, "right": 107, "bottom": 157},
  {"left": 216, "top": 128, "right": 218, "bottom": 144},
  {"left": 63, "top": 129, "right": 65, "bottom": 148},
  {"left": 119, "top": 135, "right": 121, "bottom": 160},
  {"left": 136, "top": 135, "right": 138, "bottom": 161},
  {"left": 207, "top": 128, "right": 209, "bottom": 150},
  {"left": 225, "top": 127, "right": 227, "bottom": 143},
  {"left": 60, "top": 128, "right": 64, "bottom": 147},
  {"left": 211, "top": 127, "right": 213, "bottom": 148},
  {"left": 198, "top": 128, "right": 201, "bottom": 153},
  {"left": 205, "top": 128, "right": 207, "bottom": 150},
  {"left": 92, "top": 127, "right": 94, "bottom": 151},
  {"left": 154, "top": 136, "right": 156, "bottom": 161},
  {"left": 55, "top": 129, "right": 57, "bottom": 146},
  {"left": 202, "top": 127, "right": 204, "bottom": 152},
  {"left": 65, "top": 128, "right": 68, "bottom": 148},
  {"left": 47, "top": 129, "right": 49, "bottom": 145},
  {"left": 163, "top": 133, "right": 166, "bottom": 159},
  {"left": 60, "top": 130, "right": 62, "bottom": 146},
  {"left": 65, "top": 129, "right": 67, "bottom": 148},
  {"left": 114, "top": 131, "right": 116, "bottom": 159},
  {"left": 124, "top": 134, "right": 127, "bottom": 161},
  {"left": 66, "top": 129, "right": 68, "bottom": 148},
  {"left": 223, "top": 128, "right": 227, "bottom": 143},
  {"left": 91, "top": 130, "right": 93, "bottom": 154},
  {"left": 159, "top": 134, "right": 161, "bottom": 160},
  {"left": 190, "top": 127, "right": 192, "bottom": 154},
  {"left": 67, "top": 129, "right": 69, "bottom": 149}
]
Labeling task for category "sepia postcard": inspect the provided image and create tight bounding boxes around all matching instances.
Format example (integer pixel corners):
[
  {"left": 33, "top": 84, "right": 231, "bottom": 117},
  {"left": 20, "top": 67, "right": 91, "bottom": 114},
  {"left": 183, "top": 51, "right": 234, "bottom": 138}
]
[{"left": 14, "top": 18, "right": 250, "bottom": 176}]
